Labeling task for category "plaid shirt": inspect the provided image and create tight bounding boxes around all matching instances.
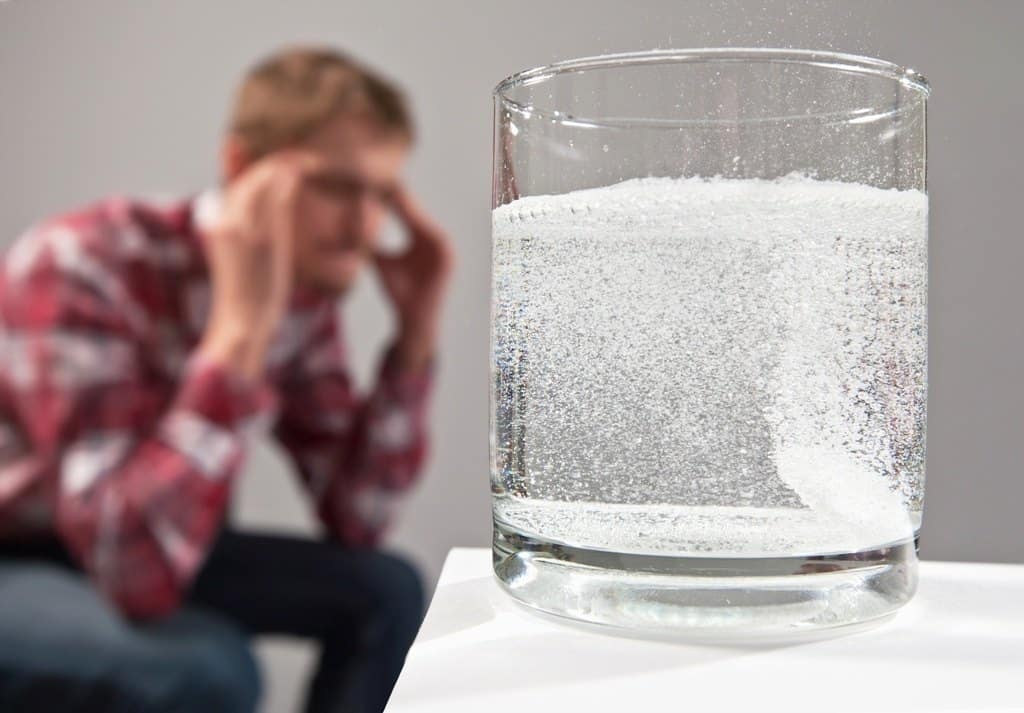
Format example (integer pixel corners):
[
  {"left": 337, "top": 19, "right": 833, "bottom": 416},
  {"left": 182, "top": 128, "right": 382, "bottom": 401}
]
[{"left": 0, "top": 193, "right": 431, "bottom": 619}]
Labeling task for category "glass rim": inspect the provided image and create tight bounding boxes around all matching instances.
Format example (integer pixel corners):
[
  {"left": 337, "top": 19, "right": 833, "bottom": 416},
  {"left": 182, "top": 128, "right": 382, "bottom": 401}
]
[{"left": 494, "top": 48, "right": 930, "bottom": 129}]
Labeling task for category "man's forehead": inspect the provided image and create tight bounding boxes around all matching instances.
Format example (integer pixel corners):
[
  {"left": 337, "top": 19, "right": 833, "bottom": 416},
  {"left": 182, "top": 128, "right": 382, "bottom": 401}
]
[{"left": 304, "top": 115, "right": 409, "bottom": 171}]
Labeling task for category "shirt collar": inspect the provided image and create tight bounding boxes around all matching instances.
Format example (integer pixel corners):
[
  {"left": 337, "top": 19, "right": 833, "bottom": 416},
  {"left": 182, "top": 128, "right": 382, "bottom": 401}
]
[{"left": 192, "top": 188, "right": 223, "bottom": 236}]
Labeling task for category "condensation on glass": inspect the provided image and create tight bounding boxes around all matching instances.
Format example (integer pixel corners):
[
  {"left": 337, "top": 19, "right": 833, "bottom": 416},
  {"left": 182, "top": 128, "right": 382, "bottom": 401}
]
[{"left": 490, "top": 49, "right": 929, "bottom": 636}]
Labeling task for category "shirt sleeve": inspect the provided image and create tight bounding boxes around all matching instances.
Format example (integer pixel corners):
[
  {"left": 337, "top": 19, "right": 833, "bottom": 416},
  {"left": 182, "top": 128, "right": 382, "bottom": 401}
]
[
  {"left": 0, "top": 226, "right": 270, "bottom": 619},
  {"left": 274, "top": 305, "right": 433, "bottom": 547}
]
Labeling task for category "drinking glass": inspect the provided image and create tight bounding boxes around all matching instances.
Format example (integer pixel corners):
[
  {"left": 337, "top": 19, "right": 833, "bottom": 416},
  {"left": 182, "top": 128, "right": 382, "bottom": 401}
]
[{"left": 491, "top": 49, "right": 929, "bottom": 635}]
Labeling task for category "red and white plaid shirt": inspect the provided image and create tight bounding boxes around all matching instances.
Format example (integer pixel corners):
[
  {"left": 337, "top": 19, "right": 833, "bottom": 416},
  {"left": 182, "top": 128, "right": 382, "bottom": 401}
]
[{"left": 0, "top": 193, "right": 432, "bottom": 618}]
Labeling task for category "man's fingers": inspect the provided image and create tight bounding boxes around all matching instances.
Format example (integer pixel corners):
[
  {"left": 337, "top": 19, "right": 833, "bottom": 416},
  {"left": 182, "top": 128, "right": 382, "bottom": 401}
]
[
  {"left": 269, "top": 148, "right": 329, "bottom": 177},
  {"left": 393, "top": 187, "right": 446, "bottom": 244},
  {"left": 392, "top": 188, "right": 455, "bottom": 277},
  {"left": 251, "top": 150, "right": 329, "bottom": 205},
  {"left": 372, "top": 249, "right": 405, "bottom": 271},
  {"left": 253, "top": 151, "right": 326, "bottom": 251},
  {"left": 271, "top": 177, "right": 301, "bottom": 255}
]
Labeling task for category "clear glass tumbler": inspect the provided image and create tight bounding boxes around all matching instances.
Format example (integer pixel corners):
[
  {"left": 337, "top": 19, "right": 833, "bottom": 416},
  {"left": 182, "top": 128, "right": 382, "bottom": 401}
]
[{"left": 490, "top": 49, "right": 929, "bottom": 635}]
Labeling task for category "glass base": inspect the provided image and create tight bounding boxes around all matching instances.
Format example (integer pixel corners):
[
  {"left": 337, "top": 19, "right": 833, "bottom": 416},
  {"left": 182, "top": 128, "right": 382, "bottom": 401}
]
[{"left": 493, "top": 520, "right": 918, "bottom": 640}]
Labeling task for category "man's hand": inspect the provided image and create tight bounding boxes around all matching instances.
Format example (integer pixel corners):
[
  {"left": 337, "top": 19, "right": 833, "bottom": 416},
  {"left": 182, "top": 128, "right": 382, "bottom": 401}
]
[
  {"left": 375, "top": 188, "right": 454, "bottom": 372},
  {"left": 198, "top": 152, "right": 321, "bottom": 380}
]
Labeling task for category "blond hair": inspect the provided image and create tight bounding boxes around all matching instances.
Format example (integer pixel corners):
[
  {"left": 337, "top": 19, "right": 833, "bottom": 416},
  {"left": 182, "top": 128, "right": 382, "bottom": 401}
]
[{"left": 228, "top": 47, "right": 413, "bottom": 158}]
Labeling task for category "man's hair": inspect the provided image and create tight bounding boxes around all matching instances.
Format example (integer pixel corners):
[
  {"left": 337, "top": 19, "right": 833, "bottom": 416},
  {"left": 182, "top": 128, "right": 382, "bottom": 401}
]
[{"left": 228, "top": 47, "right": 413, "bottom": 159}]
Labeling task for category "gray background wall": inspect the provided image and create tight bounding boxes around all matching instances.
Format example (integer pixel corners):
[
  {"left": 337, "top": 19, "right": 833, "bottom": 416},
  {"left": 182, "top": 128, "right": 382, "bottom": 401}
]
[{"left": 2, "top": 1, "right": 1022, "bottom": 710}]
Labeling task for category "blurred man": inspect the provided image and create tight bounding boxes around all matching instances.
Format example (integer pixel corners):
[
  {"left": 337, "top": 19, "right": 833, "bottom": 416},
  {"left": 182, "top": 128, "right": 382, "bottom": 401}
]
[{"left": 0, "top": 47, "right": 452, "bottom": 713}]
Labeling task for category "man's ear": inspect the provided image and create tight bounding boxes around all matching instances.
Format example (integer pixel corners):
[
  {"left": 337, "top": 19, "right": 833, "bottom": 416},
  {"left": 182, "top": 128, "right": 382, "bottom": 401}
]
[{"left": 221, "top": 135, "right": 253, "bottom": 183}]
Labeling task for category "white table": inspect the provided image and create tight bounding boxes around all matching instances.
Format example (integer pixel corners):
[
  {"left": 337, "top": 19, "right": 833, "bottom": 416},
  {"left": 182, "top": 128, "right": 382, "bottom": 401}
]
[{"left": 387, "top": 548, "right": 1024, "bottom": 713}]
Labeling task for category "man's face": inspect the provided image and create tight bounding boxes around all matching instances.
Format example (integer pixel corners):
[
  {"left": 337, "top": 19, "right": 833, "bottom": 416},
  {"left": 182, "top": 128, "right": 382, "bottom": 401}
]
[{"left": 287, "top": 115, "right": 409, "bottom": 295}]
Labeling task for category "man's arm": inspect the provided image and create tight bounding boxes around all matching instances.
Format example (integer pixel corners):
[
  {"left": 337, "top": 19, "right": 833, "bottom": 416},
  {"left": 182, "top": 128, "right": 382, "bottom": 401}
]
[
  {"left": 0, "top": 153, "right": 316, "bottom": 618},
  {"left": 274, "top": 306, "right": 432, "bottom": 547},
  {"left": 275, "top": 187, "right": 450, "bottom": 546},
  {"left": 0, "top": 225, "right": 269, "bottom": 620},
  {"left": 373, "top": 187, "right": 454, "bottom": 373}
]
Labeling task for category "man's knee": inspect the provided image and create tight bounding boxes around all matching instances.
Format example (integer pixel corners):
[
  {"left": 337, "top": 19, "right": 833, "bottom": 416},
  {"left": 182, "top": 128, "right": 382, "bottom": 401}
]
[
  {"left": 360, "top": 552, "right": 425, "bottom": 646},
  {"left": 0, "top": 572, "right": 261, "bottom": 713},
  {"left": 148, "top": 610, "right": 262, "bottom": 713},
  {"left": 175, "top": 641, "right": 260, "bottom": 713}
]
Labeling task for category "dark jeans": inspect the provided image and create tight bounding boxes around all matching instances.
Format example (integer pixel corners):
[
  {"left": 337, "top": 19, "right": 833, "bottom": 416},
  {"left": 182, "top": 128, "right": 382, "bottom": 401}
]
[{"left": 0, "top": 530, "right": 425, "bottom": 713}]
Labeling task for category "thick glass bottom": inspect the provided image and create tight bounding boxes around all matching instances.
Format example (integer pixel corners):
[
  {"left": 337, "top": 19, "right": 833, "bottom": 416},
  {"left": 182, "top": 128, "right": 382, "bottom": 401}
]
[{"left": 493, "top": 519, "right": 918, "bottom": 640}]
